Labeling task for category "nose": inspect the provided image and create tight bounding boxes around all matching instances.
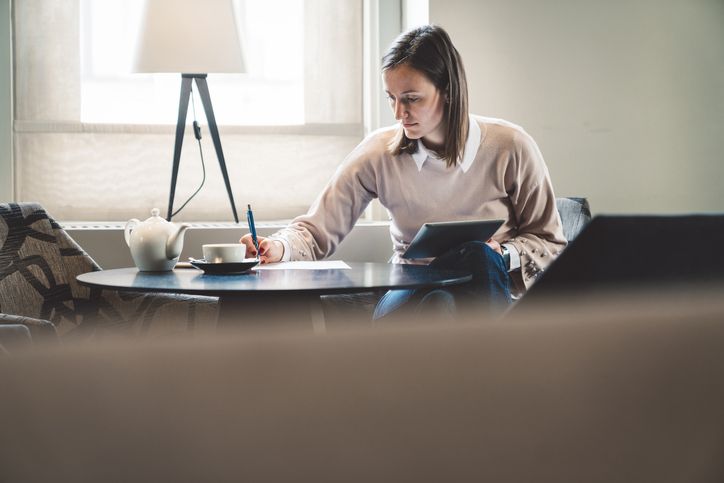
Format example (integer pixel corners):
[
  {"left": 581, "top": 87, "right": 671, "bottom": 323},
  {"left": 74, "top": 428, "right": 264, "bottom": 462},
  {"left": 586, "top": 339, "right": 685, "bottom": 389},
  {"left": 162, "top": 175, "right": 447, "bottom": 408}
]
[{"left": 393, "top": 100, "right": 406, "bottom": 121}]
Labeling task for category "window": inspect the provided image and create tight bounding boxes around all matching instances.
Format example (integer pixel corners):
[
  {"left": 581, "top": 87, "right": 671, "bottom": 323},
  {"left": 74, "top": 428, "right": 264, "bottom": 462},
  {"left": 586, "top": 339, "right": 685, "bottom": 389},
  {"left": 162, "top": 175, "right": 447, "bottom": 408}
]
[
  {"left": 79, "top": 0, "right": 305, "bottom": 125},
  {"left": 13, "top": 0, "right": 364, "bottom": 221}
]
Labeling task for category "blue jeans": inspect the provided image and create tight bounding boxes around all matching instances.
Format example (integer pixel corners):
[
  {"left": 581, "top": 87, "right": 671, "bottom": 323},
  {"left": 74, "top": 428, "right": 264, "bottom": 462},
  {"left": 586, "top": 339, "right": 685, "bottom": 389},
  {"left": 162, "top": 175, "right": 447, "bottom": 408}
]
[{"left": 373, "top": 241, "right": 512, "bottom": 320}]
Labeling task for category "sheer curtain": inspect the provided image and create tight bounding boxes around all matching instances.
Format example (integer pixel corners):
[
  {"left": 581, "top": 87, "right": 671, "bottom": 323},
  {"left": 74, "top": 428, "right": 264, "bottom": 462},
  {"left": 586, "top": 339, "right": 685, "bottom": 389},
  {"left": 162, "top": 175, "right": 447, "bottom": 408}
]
[{"left": 13, "top": 0, "right": 364, "bottom": 221}]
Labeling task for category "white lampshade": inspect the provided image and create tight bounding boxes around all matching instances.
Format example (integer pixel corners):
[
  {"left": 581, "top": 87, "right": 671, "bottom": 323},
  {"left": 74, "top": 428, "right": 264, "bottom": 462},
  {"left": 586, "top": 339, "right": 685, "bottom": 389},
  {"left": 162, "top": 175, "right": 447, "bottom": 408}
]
[{"left": 132, "top": 0, "right": 246, "bottom": 73}]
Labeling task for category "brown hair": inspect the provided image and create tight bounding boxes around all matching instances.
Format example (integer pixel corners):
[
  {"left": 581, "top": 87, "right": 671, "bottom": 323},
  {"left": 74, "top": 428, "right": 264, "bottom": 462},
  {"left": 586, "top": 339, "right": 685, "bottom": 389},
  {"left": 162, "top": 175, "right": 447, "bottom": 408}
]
[{"left": 382, "top": 25, "right": 469, "bottom": 168}]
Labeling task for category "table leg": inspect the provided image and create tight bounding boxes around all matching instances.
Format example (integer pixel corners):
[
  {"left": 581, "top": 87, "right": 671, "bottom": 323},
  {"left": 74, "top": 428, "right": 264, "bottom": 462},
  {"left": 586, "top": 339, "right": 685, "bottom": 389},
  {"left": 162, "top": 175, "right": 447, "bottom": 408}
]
[{"left": 217, "top": 293, "right": 326, "bottom": 334}]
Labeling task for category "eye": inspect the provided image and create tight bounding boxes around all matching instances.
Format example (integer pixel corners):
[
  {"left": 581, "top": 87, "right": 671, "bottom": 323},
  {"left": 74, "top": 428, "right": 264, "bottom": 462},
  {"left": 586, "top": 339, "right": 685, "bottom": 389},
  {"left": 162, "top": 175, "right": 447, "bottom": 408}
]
[
  {"left": 386, "top": 95, "right": 395, "bottom": 103},
  {"left": 404, "top": 97, "right": 419, "bottom": 104}
]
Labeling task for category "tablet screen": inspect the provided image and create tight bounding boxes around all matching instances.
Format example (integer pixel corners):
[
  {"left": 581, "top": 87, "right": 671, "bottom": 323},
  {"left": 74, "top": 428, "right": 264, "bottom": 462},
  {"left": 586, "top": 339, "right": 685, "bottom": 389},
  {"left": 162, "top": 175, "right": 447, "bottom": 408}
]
[{"left": 402, "top": 219, "right": 505, "bottom": 259}]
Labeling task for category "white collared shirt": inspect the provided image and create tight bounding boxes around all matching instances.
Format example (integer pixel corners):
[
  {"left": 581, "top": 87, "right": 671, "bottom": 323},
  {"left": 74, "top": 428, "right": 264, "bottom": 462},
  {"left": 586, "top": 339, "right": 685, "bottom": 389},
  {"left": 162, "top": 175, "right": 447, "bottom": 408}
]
[{"left": 410, "top": 114, "right": 482, "bottom": 173}]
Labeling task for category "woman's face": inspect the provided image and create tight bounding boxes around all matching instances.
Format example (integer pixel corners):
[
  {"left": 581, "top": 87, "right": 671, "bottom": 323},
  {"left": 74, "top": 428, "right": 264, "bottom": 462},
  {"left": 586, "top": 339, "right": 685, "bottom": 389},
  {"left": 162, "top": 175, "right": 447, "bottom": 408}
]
[{"left": 383, "top": 63, "right": 446, "bottom": 148}]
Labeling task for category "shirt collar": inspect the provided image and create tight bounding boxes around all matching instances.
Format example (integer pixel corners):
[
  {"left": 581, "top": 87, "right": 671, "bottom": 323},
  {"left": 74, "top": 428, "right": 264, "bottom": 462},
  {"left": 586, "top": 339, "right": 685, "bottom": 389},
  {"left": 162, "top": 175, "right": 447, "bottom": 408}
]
[{"left": 410, "top": 115, "right": 481, "bottom": 173}]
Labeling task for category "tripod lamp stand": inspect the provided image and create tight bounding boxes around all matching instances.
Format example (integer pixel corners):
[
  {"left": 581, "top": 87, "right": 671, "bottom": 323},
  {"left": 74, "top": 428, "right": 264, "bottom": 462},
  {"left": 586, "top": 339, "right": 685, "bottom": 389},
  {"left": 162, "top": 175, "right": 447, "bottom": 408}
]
[{"left": 132, "top": 0, "right": 245, "bottom": 222}]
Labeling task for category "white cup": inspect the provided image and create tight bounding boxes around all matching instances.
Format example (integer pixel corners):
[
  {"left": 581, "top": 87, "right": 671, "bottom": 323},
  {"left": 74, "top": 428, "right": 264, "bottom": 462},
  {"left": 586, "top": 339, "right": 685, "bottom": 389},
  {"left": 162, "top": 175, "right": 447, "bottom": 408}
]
[{"left": 202, "top": 243, "right": 247, "bottom": 264}]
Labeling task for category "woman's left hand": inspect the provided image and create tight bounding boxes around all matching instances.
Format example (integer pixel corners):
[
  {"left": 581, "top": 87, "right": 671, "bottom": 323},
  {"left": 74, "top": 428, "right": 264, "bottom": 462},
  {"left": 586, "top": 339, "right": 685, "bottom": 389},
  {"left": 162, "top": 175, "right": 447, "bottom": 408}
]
[{"left": 486, "top": 238, "right": 502, "bottom": 255}]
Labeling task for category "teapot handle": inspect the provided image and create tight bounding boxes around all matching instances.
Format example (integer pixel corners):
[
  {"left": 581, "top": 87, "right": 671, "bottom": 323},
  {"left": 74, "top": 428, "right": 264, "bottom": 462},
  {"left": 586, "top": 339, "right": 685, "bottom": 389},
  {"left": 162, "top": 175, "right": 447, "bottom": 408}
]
[{"left": 124, "top": 218, "right": 141, "bottom": 247}]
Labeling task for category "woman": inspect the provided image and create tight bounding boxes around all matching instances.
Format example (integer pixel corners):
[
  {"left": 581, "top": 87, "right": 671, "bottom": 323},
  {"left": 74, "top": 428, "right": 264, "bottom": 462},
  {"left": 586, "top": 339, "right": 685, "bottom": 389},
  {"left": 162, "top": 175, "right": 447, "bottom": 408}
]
[{"left": 241, "top": 25, "right": 566, "bottom": 318}]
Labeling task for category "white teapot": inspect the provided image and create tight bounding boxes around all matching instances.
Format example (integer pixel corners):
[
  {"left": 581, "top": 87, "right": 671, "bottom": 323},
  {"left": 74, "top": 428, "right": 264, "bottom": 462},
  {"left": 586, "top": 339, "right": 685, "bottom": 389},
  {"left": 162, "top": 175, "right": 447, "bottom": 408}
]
[{"left": 124, "top": 208, "right": 190, "bottom": 271}]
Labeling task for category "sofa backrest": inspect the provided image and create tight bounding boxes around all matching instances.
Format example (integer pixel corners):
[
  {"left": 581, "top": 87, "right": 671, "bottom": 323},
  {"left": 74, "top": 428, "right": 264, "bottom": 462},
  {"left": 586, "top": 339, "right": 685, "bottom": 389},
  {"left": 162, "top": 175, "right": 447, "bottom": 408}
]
[
  {"left": 524, "top": 213, "right": 724, "bottom": 300},
  {"left": 2, "top": 294, "right": 723, "bottom": 482}
]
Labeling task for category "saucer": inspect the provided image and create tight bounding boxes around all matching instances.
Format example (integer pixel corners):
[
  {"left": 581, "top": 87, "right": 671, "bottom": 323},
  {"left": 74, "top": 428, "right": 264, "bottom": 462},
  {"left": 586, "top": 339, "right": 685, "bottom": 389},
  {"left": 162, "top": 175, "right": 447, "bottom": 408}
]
[{"left": 188, "top": 258, "right": 259, "bottom": 275}]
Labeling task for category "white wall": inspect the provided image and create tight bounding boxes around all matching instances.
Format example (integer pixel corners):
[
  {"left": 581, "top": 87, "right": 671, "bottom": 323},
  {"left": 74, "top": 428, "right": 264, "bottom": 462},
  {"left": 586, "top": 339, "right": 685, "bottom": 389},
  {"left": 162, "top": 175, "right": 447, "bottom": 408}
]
[{"left": 431, "top": 0, "right": 724, "bottom": 214}]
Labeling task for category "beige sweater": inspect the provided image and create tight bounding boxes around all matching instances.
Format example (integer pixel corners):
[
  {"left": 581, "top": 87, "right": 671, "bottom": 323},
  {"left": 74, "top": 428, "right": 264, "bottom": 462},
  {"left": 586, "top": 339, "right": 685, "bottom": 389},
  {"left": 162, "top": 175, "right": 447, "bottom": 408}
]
[{"left": 270, "top": 116, "right": 567, "bottom": 293}]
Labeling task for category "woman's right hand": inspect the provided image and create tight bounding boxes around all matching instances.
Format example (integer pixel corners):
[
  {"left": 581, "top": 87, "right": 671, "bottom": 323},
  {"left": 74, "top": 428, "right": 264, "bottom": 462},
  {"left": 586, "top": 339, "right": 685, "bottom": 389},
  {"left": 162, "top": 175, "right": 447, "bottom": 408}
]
[{"left": 239, "top": 234, "right": 285, "bottom": 264}]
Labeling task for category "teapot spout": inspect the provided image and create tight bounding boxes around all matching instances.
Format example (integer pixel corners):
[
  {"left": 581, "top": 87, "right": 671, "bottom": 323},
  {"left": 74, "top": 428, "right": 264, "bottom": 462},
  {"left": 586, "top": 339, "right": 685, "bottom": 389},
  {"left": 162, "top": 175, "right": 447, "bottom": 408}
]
[{"left": 166, "top": 223, "right": 190, "bottom": 260}]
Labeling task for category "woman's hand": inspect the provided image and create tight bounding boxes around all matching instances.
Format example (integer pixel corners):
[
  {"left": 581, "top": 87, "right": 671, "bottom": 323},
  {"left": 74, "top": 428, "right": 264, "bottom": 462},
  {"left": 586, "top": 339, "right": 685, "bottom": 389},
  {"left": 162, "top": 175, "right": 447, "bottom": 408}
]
[
  {"left": 239, "top": 234, "right": 285, "bottom": 264},
  {"left": 485, "top": 238, "right": 503, "bottom": 256}
]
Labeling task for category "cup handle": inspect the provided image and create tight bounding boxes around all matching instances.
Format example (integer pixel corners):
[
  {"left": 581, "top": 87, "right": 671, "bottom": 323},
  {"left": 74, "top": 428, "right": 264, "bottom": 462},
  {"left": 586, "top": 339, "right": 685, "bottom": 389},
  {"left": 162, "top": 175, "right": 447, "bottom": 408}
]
[{"left": 124, "top": 219, "right": 140, "bottom": 247}]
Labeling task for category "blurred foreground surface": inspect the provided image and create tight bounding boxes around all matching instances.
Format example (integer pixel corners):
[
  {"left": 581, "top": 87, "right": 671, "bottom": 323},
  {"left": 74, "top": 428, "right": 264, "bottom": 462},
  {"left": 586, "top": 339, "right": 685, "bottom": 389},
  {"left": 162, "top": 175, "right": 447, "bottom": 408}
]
[{"left": 2, "top": 283, "right": 724, "bottom": 483}]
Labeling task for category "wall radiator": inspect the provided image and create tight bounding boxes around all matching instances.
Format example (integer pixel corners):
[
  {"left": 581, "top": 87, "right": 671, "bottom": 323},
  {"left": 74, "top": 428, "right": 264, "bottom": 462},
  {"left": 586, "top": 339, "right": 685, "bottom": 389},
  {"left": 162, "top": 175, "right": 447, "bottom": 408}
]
[{"left": 63, "top": 221, "right": 393, "bottom": 269}]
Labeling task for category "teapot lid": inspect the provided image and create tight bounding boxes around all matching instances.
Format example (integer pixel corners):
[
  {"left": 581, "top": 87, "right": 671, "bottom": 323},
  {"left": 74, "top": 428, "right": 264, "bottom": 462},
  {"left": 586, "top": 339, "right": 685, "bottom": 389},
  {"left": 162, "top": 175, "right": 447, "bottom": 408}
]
[{"left": 144, "top": 208, "right": 167, "bottom": 223}]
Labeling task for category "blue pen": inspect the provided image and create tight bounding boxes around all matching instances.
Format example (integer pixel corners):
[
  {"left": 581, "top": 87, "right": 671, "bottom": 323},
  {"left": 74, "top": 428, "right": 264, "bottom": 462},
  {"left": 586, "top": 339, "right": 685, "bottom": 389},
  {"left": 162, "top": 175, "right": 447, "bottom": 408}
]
[{"left": 246, "top": 204, "right": 260, "bottom": 258}]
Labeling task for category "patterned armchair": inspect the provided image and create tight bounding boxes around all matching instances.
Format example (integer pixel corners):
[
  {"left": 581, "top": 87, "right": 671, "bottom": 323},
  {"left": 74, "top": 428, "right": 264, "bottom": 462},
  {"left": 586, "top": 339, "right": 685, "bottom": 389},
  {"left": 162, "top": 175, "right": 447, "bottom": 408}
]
[{"left": 0, "top": 203, "right": 218, "bottom": 342}]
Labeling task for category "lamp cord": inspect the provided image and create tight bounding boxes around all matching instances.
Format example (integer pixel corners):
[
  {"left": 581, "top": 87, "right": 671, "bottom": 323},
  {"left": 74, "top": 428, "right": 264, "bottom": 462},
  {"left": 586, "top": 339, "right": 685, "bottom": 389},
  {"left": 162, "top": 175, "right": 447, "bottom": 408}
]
[{"left": 171, "top": 85, "right": 207, "bottom": 218}]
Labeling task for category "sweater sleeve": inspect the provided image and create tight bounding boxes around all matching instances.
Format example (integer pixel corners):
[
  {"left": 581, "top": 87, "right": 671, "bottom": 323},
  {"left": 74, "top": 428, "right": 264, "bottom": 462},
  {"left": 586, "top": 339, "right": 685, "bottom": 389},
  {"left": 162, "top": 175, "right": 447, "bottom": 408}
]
[
  {"left": 268, "top": 139, "right": 379, "bottom": 261},
  {"left": 503, "top": 130, "right": 567, "bottom": 291}
]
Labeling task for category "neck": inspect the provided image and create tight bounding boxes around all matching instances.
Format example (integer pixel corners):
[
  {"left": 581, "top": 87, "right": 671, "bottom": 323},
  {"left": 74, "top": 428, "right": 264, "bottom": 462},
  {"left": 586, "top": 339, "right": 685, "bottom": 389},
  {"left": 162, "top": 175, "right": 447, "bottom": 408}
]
[
  {"left": 420, "top": 136, "right": 445, "bottom": 153},
  {"left": 421, "top": 121, "right": 447, "bottom": 152}
]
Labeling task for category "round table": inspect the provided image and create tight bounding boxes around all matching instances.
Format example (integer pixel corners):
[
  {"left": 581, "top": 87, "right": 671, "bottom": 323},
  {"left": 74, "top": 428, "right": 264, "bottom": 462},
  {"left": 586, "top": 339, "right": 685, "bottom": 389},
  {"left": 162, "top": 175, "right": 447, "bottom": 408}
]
[{"left": 77, "top": 263, "right": 472, "bottom": 332}]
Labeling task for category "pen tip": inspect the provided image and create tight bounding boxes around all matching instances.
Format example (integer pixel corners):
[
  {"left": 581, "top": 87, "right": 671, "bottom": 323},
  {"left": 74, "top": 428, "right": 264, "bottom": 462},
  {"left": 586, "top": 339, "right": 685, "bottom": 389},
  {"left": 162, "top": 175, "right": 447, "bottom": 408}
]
[{"left": 247, "top": 204, "right": 252, "bottom": 210}]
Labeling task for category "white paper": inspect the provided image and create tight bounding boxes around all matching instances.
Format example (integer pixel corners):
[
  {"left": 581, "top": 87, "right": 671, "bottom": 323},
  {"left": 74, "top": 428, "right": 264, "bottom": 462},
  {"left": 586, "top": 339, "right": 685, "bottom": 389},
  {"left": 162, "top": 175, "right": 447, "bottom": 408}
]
[{"left": 253, "top": 260, "right": 351, "bottom": 270}]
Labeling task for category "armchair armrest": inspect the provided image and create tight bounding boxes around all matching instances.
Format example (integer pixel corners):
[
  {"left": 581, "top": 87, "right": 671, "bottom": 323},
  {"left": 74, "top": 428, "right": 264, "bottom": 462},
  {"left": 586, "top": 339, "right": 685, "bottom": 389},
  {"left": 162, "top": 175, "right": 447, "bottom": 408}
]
[{"left": 0, "top": 313, "right": 59, "bottom": 343}]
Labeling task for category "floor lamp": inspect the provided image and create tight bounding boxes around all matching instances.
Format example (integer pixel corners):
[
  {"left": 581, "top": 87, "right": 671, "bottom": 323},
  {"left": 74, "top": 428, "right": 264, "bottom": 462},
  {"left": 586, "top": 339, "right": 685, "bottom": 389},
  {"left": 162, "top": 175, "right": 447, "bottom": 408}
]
[{"left": 132, "top": 0, "right": 245, "bottom": 222}]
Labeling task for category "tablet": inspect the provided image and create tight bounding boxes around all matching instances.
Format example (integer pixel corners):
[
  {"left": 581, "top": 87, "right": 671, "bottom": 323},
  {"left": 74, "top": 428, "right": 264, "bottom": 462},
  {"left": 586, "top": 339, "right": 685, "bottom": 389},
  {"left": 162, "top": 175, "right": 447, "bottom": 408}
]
[{"left": 401, "top": 219, "right": 505, "bottom": 259}]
